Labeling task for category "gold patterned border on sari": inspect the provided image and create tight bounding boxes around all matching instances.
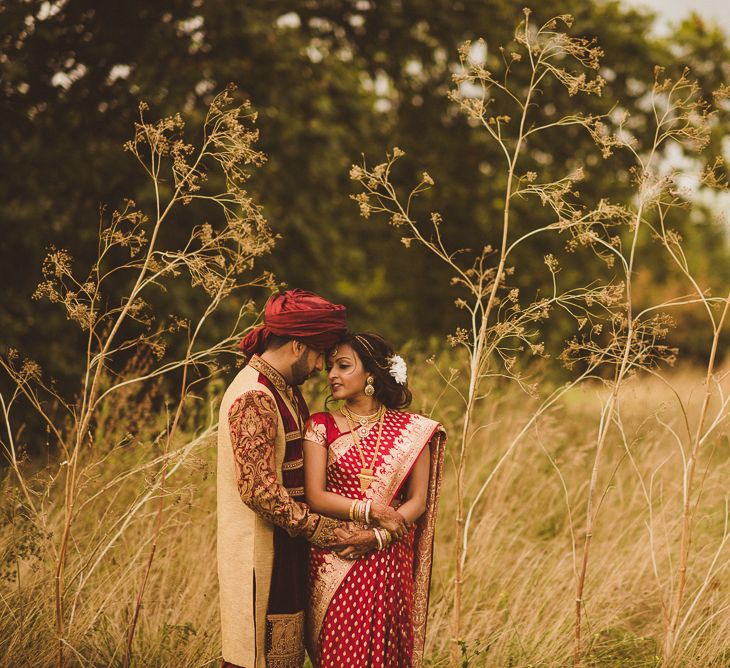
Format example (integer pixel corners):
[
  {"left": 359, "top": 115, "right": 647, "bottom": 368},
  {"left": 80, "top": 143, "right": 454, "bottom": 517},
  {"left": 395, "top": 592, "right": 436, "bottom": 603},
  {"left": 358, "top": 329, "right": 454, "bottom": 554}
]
[
  {"left": 411, "top": 427, "right": 446, "bottom": 666},
  {"left": 307, "top": 411, "right": 444, "bottom": 660},
  {"left": 326, "top": 430, "right": 356, "bottom": 467}
]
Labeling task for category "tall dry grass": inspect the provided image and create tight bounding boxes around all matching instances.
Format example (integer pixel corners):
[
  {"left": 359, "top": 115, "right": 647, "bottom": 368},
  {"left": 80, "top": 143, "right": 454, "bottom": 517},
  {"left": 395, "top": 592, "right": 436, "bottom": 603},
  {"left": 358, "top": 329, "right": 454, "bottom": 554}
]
[
  {"left": 423, "top": 365, "right": 730, "bottom": 667},
  {"left": 2, "top": 364, "right": 729, "bottom": 667}
]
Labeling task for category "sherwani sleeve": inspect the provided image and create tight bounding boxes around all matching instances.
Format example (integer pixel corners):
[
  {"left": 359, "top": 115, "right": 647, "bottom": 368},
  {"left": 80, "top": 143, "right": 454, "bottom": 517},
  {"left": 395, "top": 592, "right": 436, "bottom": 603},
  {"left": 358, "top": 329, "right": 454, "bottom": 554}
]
[{"left": 228, "top": 390, "right": 346, "bottom": 548}]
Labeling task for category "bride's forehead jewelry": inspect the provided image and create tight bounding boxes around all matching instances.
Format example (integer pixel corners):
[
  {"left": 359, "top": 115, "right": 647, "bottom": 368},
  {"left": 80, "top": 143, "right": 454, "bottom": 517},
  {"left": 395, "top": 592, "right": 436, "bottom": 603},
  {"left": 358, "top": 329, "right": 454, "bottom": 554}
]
[
  {"left": 353, "top": 335, "right": 408, "bottom": 384},
  {"left": 354, "top": 335, "right": 376, "bottom": 356},
  {"left": 354, "top": 335, "right": 390, "bottom": 370}
]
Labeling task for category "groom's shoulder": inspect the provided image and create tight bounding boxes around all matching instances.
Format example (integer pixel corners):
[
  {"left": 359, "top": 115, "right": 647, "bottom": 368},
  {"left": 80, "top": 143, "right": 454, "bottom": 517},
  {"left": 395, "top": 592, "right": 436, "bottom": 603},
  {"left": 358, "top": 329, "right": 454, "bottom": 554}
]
[{"left": 220, "top": 364, "right": 276, "bottom": 410}]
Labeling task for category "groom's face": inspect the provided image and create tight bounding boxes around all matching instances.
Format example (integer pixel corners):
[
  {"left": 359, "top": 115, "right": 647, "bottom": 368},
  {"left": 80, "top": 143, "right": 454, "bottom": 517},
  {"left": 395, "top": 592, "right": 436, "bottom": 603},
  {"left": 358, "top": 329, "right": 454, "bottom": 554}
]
[{"left": 290, "top": 344, "right": 325, "bottom": 386}]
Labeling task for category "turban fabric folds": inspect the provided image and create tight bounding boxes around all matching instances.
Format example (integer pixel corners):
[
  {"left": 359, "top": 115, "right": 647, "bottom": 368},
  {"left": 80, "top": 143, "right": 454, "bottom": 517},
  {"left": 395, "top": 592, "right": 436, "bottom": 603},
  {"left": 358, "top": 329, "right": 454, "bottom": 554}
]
[{"left": 239, "top": 289, "right": 347, "bottom": 358}]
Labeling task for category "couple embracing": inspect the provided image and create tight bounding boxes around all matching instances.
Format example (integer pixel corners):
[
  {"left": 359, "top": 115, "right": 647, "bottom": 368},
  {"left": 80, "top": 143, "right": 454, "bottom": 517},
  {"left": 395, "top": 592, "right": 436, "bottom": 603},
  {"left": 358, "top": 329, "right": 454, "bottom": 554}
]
[{"left": 217, "top": 289, "right": 447, "bottom": 668}]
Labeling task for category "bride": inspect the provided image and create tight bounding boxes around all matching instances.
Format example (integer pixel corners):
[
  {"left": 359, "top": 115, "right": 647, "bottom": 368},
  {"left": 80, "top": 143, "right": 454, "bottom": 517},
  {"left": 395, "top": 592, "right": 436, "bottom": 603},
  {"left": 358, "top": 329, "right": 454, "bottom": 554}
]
[{"left": 303, "top": 332, "right": 446, "bottom": 667}]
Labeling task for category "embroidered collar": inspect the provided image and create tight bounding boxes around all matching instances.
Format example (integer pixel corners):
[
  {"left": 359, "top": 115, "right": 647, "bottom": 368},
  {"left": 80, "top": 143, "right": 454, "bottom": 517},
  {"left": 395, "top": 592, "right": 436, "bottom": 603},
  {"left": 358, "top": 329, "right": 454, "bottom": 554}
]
[{"left": 249, "top": 354, "right": 288, "bottom": 392}]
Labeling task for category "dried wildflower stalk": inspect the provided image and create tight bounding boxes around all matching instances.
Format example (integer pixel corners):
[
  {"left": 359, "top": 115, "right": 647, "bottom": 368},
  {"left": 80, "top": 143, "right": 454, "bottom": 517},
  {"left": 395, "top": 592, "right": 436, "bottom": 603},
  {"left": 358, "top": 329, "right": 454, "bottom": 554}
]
[
  {"left": 351, "top": 10, "right": 631, "bottom": 666},
  {"left": 562, "top": 70, "right": 702, "bottom": 667},
  {"left": 353, "top": 10, "right": 730, "bottom": 666},
  {"left": 632, "top": 72, "right": 730, "bottom": 663},
  {"left": 0, "top": 88, "right": 275, "bottom": 668},
  {"left": 562, "top": 67, "right": 729, "bottom": 666}
]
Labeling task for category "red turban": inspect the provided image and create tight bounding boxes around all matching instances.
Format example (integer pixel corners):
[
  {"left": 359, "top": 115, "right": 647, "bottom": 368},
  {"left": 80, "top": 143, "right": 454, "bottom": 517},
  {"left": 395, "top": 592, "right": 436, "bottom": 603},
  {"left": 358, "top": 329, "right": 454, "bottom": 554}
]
[{"left": 239, "top": 289, "right": 347, "bottom": 358}]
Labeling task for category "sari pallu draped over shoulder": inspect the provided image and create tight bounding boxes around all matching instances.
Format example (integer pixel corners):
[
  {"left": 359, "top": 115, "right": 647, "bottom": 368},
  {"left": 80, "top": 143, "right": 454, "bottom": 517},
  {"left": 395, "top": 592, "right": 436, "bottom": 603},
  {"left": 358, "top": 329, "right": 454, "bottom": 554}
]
[{"left": 306, "top": 410, "right": 446, "bottom": 668}]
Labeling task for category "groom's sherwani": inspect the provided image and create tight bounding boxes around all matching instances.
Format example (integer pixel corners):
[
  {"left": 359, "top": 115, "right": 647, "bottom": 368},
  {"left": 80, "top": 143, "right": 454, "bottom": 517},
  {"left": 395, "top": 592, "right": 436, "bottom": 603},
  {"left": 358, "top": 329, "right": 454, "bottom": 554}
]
[{"left": 217, "top": 355, "right": 342, "bottom": 668}]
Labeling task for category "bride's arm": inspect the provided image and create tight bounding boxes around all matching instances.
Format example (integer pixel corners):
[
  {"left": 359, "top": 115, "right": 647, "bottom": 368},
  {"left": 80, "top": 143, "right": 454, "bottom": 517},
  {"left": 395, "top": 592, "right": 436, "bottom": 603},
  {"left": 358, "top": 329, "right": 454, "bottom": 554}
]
[
  {"left": 303, "top": 439, "right": 358, "bottom": 520},
  {"left": 389, "top": 443, "right": 430, "bottom": 525},
  {"left": 303, "top": 435, "right": 430, "bottom": 527}
]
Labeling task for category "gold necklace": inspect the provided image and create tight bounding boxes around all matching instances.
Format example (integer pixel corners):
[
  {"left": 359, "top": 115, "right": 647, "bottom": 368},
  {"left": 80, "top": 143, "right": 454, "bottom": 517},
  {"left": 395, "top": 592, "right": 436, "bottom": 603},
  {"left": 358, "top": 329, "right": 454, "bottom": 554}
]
[
  {"left": 341, "top": 404, "right": 386, "bottom": 492},
  {"left": 346, "top": 406, "right": 381, "bottom": 420},
  {"left": 341, "top": 404, "right": 383, "bottom": 439}
]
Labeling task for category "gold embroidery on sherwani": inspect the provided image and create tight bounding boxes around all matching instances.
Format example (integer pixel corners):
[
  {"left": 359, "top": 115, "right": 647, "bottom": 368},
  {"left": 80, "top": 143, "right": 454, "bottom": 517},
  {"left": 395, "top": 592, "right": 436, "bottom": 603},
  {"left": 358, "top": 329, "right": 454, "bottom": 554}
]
[
  {"left": 281, "top": 458, "right": 303, "bottom": 471},
  {"left": 308, "top": 412, "right": 441, "bottom": 654},
  {"left": 249, "top": 354, "right": 287, "bottom": 392},
  {"left": 309, "top": 514, "right": 346, "bottom": 548},
  {"left": 228, "top": 390, "right": 318, "bottom": 538},
  {"left": 265, "top": 611, "right": 305, "bottom": 668},
  {"left": 248, "top": 355, "right": 303, "bottom": 435}
]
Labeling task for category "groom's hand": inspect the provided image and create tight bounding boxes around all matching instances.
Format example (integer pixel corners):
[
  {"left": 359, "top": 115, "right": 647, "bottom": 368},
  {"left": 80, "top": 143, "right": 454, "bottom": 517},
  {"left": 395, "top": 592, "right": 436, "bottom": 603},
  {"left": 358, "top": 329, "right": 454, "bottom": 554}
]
[
  {"left": 334, "top": 529, "right": 378, "bottom": 560},
  {"left": 331, "top": 527, "right": 354, "bottom": 546}
]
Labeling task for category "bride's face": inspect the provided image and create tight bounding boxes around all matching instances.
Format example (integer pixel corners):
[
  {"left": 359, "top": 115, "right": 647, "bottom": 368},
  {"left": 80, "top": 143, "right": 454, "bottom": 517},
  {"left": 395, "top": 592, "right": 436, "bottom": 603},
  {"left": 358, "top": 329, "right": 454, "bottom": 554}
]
[{"left": 327, "top": 343, "right": 368, "bottom": 401}]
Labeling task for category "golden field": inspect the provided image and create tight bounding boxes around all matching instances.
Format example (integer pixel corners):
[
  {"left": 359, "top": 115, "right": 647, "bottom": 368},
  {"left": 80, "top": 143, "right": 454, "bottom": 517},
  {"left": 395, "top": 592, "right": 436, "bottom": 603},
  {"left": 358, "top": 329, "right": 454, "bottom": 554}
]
[{"left": 2, "top": 361, "right": 729, "bottom": 667}]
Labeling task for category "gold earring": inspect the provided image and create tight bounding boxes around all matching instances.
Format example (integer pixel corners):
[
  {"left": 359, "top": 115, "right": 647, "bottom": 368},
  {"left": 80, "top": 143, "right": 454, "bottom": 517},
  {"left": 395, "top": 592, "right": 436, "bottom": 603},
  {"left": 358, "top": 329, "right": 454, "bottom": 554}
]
[{"left": 364, "top": 376, "right": 375, "bottom": 396}]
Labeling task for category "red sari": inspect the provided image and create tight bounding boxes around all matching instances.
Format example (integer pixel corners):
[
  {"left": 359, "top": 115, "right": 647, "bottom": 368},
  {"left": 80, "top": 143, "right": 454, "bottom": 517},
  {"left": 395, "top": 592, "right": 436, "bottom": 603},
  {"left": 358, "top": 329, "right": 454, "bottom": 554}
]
[{"left": 303, "top": 409, "right": 446, "bottom": 668}]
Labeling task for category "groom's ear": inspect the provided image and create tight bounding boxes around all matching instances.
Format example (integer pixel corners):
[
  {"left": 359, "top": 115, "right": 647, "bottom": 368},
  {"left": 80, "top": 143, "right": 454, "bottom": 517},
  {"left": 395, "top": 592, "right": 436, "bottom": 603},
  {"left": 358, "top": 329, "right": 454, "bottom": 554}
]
[{"left": 291, "top": 339, "right": 306, "bottom": 357}]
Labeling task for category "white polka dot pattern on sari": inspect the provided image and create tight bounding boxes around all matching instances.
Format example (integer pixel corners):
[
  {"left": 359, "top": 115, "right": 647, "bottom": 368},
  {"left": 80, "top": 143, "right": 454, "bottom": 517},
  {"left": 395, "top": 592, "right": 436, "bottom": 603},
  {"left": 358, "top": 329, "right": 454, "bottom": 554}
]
[{"left": 305, "top": 411, "right": 417, "bottom": 667}]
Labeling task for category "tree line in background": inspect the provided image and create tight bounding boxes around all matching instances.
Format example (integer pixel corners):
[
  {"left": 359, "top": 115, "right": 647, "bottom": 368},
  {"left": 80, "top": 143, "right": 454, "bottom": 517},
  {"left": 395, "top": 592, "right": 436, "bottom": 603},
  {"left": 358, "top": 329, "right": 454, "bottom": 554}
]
[{"left": 1, "top": 0, "right": 730, "bottom": 394}]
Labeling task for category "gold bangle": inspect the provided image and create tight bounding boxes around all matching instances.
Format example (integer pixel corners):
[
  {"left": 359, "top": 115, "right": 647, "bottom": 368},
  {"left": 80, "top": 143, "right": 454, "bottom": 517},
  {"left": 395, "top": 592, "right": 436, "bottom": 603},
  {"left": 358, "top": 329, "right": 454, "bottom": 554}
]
[
  {"left": 349, "top": 500, "right": 357, "bottom": 522},
  {"left": 374, "top": 528, "right": 383, "bottom": 551},
  {"left": 354, "top": 500, "right": 365, "bottom": 524},
  {"left": 381, "top": 528, "right": 392, "bottom": 547}
]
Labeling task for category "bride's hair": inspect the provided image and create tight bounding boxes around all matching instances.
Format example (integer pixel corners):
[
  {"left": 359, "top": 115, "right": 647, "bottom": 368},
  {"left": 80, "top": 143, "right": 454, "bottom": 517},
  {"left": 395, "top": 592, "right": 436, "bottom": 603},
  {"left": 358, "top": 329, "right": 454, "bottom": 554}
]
[{"left": 337, "top": 332, "right": 412, "bottom": 410}]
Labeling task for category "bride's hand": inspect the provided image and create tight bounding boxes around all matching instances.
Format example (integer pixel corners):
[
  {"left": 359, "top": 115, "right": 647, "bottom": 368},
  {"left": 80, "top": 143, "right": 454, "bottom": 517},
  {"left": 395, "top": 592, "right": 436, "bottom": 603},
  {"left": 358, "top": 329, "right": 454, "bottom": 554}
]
[
  {"left": 371, "top": 502, "right": 408, "bottom": 539},
  {"left": 336, "top": 529, "right": 378, "bottom": 559}
]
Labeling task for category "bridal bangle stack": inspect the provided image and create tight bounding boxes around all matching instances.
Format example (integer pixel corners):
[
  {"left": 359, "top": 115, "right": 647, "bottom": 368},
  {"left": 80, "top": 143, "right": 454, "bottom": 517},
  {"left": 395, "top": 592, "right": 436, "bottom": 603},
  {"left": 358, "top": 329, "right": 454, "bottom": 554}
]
[
  {"left": 373, "top": 527, "right": 392, "bottom": 551},
  {"left": 349, "top": 499, "right": 372, "bottom": 525},
  {"left": 349, "top": 499, "right": 392, "bottom": 550}
]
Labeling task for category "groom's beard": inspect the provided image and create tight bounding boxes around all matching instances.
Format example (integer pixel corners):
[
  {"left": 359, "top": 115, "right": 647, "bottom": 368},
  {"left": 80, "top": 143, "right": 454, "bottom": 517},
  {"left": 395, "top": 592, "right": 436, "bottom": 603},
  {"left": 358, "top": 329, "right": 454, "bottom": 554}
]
[{"left": 291, "top": 355, "right": 313, "bottom": 386}]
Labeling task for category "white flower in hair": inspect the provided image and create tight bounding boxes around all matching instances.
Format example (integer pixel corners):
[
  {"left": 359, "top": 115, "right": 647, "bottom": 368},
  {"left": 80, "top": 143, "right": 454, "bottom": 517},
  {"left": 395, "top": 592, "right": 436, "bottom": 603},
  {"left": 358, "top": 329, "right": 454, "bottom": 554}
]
[{"left": 388, "top": 354, "right": 408, "bottom": 385}]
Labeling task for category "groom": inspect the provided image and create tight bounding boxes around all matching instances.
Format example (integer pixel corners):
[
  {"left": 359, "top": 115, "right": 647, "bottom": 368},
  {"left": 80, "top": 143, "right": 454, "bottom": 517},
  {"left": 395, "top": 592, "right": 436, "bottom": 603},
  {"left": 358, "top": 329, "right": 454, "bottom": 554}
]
[{"left": 217, "top": 289, "right": 374, "bottom": 668}]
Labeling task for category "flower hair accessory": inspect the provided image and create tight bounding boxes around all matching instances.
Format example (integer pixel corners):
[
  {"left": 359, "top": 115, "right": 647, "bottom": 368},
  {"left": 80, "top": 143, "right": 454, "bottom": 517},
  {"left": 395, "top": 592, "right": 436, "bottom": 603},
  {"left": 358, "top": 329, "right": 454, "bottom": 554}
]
[{"left": 388, "top": 355, "right": 407, "bottom": 385}]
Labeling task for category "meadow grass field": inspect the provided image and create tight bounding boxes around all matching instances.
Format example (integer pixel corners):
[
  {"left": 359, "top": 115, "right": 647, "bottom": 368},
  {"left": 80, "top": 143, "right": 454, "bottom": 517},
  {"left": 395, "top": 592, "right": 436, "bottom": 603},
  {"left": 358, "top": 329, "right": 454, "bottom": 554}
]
[{"left": 2, "top": 359, "right": 729, "bottom": 667}]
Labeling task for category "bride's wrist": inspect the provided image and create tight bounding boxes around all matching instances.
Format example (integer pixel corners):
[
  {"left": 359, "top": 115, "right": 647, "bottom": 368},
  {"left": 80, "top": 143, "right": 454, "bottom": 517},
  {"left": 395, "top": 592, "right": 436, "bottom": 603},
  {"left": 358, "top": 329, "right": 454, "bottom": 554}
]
[
  {"left": 349, "top": 499, "right": 373, "bottom": 525},
  {"left": 371, "top": 502, "right": 386, "bottom": 521}
]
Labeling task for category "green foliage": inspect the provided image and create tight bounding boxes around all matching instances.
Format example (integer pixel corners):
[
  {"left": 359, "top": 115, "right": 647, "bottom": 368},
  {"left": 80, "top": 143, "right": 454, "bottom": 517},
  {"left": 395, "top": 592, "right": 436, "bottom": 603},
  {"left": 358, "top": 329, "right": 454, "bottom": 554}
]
[{"left": 1, "top": 0, "right": 729, "bottom": 388}]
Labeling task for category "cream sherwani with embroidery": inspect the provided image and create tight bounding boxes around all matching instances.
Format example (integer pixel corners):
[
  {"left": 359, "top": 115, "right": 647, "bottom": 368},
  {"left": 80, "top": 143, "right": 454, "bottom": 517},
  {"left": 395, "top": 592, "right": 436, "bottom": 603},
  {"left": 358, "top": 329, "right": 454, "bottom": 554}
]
[{"left": 217, "top": 356, "right": 341, "bottom": 668}]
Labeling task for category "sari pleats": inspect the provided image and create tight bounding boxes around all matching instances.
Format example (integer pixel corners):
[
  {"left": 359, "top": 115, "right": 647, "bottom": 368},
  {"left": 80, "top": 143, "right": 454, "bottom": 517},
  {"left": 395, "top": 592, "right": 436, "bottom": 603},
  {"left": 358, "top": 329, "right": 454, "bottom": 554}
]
[{"left": 314, "top": 529, "right": 415, "bottom": 667}]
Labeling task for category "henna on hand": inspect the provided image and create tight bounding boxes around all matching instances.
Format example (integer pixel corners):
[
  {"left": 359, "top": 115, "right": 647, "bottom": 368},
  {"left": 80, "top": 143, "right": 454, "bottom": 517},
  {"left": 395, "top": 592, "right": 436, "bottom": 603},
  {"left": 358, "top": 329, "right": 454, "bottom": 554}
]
[
  {"left": 371, "top": 502, "right": 409, "bottom": 539},
  {"left": 336, "top": 528, "right": 379, "bottom": 559}
]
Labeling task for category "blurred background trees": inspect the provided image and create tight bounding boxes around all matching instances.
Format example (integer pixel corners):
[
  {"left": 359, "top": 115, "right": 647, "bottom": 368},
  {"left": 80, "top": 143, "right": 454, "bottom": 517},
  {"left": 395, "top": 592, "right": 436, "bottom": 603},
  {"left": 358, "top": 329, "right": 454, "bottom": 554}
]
[{"left": 2, "top": 0, "right": 729, "bottom": 390}]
